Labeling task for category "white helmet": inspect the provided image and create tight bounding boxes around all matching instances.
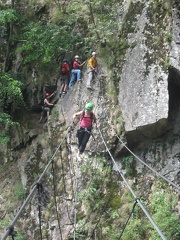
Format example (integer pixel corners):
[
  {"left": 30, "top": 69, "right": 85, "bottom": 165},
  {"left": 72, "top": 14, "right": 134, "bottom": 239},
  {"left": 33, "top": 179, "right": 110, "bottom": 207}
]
[
  {"left": 92, "top": 52, "right": 97, "bottom": 55},
  {"left": 74, "top": 55, "right": 79, "bottom": 59}
]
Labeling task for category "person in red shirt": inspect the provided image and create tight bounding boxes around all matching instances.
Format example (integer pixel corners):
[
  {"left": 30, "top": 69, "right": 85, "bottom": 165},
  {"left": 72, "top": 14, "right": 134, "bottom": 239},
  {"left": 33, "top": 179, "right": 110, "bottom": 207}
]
[
  {"left": 59, "top": 58, "right": 70, "bottom": 97},
  {"left": 69, "top": 55, "right": 86, "bottom": 89},
  {"left": 73, "top": 102, "right": 97, "bottom": 156}
]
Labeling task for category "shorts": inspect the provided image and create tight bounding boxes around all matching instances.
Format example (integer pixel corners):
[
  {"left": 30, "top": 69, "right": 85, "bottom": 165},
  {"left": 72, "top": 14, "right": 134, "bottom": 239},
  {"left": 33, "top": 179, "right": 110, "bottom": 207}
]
[{"left": 61, "top": 74, "right": 69, "bottom": 85}]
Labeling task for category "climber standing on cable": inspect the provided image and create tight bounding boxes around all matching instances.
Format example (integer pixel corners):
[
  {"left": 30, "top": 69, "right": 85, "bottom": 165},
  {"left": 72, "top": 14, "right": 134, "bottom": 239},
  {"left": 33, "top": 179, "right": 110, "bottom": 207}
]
[
  {"left": 73, "top": 102, "right": 97, "bottom": 156},
  {"left": 87, "top": 52, "right": 98, "bottom": 89}
]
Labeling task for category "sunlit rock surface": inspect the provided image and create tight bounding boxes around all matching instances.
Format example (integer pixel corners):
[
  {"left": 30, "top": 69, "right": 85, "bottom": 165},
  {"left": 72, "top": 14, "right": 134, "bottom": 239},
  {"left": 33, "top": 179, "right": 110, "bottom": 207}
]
[{"left": 119, "top": 1, "right": 170, "bottom": 139}]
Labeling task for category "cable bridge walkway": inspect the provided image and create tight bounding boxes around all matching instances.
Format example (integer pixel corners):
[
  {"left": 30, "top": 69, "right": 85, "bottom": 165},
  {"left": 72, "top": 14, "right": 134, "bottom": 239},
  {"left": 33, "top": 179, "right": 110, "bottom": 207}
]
[{"left": 1, "top": 112, "right": 179, "bottom": 240}]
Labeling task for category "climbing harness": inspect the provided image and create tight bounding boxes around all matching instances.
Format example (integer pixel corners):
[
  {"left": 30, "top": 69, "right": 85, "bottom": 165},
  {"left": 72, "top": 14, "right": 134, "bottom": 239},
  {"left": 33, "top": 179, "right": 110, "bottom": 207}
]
[{"left": 76, "top": 127, "right": 95, "bottom": 141}]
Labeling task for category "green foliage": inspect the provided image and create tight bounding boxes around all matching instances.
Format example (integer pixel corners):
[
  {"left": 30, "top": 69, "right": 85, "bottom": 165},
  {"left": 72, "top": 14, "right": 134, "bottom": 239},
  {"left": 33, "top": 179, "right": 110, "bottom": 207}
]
[
  {"left": 14, "top": 181, "right": 25, "bottom": 200},
  {"left": 122, "top": 155, "right": 135, "bottom": 176},
  {"left": 86, "top": 0, "right": 120, "bottom": 43},
  {"left": 17, "top": 22, "right": 86, "bottom": 67},
  {"left": 161, "top": 56, "right": 170, "bottom": 70},
  {"left": 0, "top": 9, "right": 19, "bottom": 24},
  {"left": 121, "top": 182, "right": 180, "bottom": 240},
  {"left": 77, "top": 156, "right": 114, "bottom": 233},
  {"left": 0, "top": 72, "right": 25, "bottom": 144},
  {"left": 149, "top": 190, "right": 180, "bottom": 240},
  {"left": 122, "top": 218, "right": 147, "bottom": 239},
  {"left": 0, "top": 219, "right": 9, "bottom": 228},
  {"left": 51, "top": 109, "right": 59, "bottom": 120},
  {"left": 0, "top": 72, "right": 24, "bottom": 109},
  {"left": 165, "top": 32, "right": 173, "bottom": 42},
  {"left": 14, "top": 232, "right": 25, "bottom": 240}
]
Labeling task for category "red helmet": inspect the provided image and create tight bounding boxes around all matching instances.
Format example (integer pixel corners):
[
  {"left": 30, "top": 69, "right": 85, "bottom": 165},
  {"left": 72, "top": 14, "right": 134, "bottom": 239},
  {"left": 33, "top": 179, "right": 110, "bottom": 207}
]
[{"left": 45, "top": 93, "right": 50, "bottom": 97}]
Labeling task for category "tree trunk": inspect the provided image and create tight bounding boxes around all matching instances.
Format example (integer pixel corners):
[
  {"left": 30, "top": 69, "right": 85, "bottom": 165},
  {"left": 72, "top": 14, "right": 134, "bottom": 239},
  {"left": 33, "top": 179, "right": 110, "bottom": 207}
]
[
  {"left": 88, "top": 1, "right": 101, "bottom": 40},
  {"left": 3, "top": 0, "right": 14, "bottom": 72}
]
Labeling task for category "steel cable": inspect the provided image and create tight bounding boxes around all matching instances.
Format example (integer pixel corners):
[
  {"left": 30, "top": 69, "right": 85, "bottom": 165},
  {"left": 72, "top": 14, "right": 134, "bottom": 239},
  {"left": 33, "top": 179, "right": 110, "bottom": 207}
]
[
  {"left": 37, "top": 183, "right": 43, "bottom": 240},
  {"left": 88, "top": 174, "right": 121, "bottom": 239},
  {"left": 1, "top": 124, "right": 73, "bottom": 240},
  {"left": 104, "top": 113, "right": 180, "bottom": 190},
  {"left": 80, "top": 159, "right": 114, "bottom": 232},
  {"left": 73, "top": 161, "right": 78, "bottom": 240},
  {"left": 51, "top": 160, "right": 63, "bottom": 240},
  {"left": 97, "top": 125, "right": 167, "bottom": 240},
  {"left": 59, "top": 144, "right": 74, "bottom": 225},
  {"left": 118, "top": 199, "right": 138, "bottom": 240}
]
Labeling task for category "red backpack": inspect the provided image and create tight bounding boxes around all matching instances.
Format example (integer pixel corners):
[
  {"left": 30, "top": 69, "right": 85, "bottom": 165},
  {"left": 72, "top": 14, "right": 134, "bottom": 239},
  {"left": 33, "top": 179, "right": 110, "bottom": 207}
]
[{"left": 61, "top": 62, "right": 69, "bottom": 75}]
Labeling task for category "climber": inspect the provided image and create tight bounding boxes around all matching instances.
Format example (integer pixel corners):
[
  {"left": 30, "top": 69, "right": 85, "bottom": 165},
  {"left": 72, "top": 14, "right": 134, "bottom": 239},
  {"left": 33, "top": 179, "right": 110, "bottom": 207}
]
[
  {"left": 86, "top": 52, "right": 98, "bottom": 89},
  {"left": 73, "top": 102, "right": 97, "bottom": 156},
  {"left": 68, "top": 55, "right": 86, "bottom": 89},
  {"left": 39, "top": 92, "right": 55, "bottom": 123},
  {"left": 59, "top": 58, "right": 70, "bottom": 98}
]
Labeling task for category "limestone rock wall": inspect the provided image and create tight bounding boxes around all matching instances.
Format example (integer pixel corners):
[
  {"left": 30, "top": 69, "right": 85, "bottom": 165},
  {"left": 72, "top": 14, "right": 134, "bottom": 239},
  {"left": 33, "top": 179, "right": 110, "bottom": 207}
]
[
  {"left": 170, "top": 5, "right": 180, "bottom": 76},
  {"left": 1, "top": 1, "right": 180, "bottom": 239},
  {"left": 118, "top": 0, "right": 171, "bottom": 139}
]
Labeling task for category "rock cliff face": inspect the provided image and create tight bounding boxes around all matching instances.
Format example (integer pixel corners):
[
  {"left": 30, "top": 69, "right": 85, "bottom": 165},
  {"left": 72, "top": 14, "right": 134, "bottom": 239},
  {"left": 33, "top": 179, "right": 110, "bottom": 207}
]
[
  {"left": 0, "top": 1, "right": 179, "bottom": 240},
  {"left": 119, "top": 0, "right": 171, "bottom": 140}
]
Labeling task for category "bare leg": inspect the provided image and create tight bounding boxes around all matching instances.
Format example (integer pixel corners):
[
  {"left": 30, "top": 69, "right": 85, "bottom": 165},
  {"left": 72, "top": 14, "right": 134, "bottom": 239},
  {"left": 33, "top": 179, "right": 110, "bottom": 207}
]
[{"left": 64, "top": 84, "right": 68, "bottom": 92}]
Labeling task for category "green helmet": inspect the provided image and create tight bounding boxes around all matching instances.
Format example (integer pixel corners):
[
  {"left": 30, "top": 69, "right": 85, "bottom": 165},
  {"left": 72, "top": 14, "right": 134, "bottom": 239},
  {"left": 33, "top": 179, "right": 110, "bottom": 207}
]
[{"left": 85, "top": 102, "right": 93, "bottom": 111}]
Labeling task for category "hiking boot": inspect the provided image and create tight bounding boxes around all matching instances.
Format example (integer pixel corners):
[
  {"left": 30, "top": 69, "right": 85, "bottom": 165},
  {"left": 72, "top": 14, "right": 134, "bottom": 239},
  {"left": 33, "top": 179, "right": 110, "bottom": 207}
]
[{"left": 62, "top": 91, "right": 66, "bottom": 98}]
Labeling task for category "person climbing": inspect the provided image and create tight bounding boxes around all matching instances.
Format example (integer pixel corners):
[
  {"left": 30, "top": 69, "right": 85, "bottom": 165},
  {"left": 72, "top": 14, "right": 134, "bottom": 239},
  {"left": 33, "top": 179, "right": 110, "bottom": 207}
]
[
  {"left": 86, "top": 52, "right": 98, "bottom": 89},
  {"left": 68, "top": 55, "right": 86, "bottom": 89},
  {"left": 73, "top": 102, "right": 97, "bottom": 156},
  {"left": 39, "top": 92, "right": 55, "bottom": 123},
  {"left": 59, "top": 58, "right": 70, "bottom": 98}
]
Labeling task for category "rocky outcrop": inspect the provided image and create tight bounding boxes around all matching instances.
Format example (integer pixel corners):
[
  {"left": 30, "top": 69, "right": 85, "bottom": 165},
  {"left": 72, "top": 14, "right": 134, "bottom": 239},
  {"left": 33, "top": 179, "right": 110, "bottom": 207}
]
[
  {"left": 170, "top": 4, "right": 180, "bottom": 77},
  {"left": 119, "top": 0, "right": 172, "bottom": 140},
  {"left": 1, "top": 1, "right": 180, "bottom": 239}
]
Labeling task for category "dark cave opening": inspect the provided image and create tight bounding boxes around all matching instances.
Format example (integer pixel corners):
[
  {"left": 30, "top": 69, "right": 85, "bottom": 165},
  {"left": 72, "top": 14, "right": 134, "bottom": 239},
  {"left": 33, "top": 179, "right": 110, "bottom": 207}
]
[{"left": 168, "top": 66, "right": 180, "bottom": 129}]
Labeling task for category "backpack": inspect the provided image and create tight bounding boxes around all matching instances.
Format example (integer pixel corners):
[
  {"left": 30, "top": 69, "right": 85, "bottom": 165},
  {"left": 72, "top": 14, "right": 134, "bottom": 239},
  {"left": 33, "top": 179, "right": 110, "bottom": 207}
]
[{"left": 61, "top": 62, "right": 69, "bottom": 75}]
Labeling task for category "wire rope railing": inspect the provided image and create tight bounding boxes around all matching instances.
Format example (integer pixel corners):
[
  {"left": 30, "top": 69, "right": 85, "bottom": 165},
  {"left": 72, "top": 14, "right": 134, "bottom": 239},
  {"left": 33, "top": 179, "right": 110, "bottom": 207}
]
[
  {"left": 1, "top": 124, "right": 72, "bottom": 240},
  {"left": 104, "top": 111, "right": 180, "bottom": 190},
  {"left": 51, "top": 159, "right": 63, "bottom": 239},
  {"left": 97, "top": 125, "right": 167, "bottom": 240},
  {"left": 73, "top": 160, "right": 78, "bottom": 240}
]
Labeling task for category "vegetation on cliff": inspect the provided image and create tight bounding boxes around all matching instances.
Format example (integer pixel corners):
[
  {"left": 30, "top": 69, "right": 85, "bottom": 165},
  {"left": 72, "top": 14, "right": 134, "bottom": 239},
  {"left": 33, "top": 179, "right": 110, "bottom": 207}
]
[{"left": 0, "top": 0, "right": 179, "bottom": 240}]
